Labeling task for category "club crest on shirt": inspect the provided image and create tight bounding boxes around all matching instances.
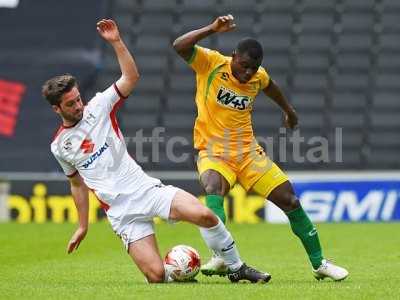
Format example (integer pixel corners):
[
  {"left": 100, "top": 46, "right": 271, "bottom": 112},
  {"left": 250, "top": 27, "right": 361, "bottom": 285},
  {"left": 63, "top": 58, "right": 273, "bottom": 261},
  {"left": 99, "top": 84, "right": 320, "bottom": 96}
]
[
  {"left": 216, "top": 86, "right": 253, "bottom": 111},
  {"left": 63, "top": 139, "right": 72, "bottom": 151},
  {"left": 221, "top": 72, "right": 229, "bottom": 81},
  {"left": 84, "top": 112, "right": 97, "bottom": 126}
]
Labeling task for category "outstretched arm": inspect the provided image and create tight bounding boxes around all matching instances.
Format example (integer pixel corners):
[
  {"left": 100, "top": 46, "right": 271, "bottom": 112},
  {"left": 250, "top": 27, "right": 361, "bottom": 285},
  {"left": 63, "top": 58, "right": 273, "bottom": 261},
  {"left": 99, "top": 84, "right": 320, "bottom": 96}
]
[
  {"left": 263, "top": 80, "right": 298, "bottom": 129},
  {"left": 67, "top": 173, "right": 89, "bottom": 254},
  {"left": 173, "top": 14, "right": 236, "bottom": 61},
  {"left": 97, "top": 19, "right": 139, "bottom": 97}
]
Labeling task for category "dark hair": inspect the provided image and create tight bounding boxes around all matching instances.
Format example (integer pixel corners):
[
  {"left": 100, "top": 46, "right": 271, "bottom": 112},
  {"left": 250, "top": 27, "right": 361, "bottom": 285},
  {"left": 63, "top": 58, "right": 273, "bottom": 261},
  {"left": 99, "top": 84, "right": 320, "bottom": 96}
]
[
  {"left": 236, "top": 38, "right": 263, "bottom": 61},
  {"left": 42, "top": 74, "right": 77, "bottom": 106}
]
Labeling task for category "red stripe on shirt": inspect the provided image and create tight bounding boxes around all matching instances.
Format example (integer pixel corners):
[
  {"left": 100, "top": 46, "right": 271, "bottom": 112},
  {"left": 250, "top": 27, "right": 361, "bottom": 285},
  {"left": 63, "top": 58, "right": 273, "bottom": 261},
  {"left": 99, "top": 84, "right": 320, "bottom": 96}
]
[
  {"left": 66, "top": 170, "right": 78, "bottom": 178},
  {"left": 90, "top": 188, "right": 110, "bottom": 212},
  {"left": 110, "top": 83, "right": 128, "bottom": 140},
  {"left": 113, "top": 83, "right": 128, "bottom": 100},
  {"left": 52, "top": 126, "right": 65, "bottom": 141}
]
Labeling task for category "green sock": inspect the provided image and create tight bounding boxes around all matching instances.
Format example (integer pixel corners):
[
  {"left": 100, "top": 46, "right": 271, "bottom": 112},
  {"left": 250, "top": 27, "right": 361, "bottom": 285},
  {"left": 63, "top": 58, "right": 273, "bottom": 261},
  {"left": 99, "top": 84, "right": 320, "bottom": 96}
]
[
  {"left": 286, "top": 206, "right": 323, "bottom": 269},
  {"left": 206, "top": 194, "right": 226, "bottom": 224}
]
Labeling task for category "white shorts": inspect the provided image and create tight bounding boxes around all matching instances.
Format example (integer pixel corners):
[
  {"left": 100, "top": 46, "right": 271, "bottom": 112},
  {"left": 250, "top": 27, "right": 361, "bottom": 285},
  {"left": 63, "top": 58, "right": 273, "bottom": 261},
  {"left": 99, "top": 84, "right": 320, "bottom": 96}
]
[{"left": 106, "top": 183, "right": 179, "bottom": 250}]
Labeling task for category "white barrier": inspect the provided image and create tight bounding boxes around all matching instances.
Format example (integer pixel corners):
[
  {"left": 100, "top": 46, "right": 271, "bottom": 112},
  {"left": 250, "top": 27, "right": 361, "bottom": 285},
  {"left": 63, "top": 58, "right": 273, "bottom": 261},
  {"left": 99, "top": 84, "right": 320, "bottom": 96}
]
[{"left": 0, "top": 180, "right": 10, "bottom": 222}]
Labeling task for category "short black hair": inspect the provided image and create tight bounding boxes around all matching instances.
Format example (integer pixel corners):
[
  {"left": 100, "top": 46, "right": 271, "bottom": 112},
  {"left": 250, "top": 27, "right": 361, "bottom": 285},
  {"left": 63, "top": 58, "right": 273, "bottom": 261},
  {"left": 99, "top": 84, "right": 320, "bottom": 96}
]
[
  {"left": 42, "top": 74, "right": 77, "bottom": 106},
  {"left": 236, "top": 38, "right": 263, "bottom": 61}
]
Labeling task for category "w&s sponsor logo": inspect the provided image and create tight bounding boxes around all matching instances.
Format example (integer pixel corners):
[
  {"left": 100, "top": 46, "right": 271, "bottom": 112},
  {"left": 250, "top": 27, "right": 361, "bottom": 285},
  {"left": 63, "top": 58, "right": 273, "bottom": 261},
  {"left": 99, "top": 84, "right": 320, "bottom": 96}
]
[{"left": 216, "top": 86, "right": 252, "bottom": 111}]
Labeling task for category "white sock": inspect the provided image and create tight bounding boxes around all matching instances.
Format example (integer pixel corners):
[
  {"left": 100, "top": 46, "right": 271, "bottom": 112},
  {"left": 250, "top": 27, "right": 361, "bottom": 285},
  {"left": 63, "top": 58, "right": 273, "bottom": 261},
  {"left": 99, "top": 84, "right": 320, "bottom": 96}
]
[
  {"left": 163, "top": 264, "right": 174, "bottom": 283},
  {"left": 199, "top": 219, "right": 243, "bottom": 271}
]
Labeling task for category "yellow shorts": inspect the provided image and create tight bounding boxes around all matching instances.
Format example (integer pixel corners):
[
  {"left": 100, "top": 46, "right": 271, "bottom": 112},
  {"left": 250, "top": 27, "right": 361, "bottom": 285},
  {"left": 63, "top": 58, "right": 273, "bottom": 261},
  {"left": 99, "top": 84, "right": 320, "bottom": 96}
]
[{"left": 197, "top": 149, "right": 289, "bottom": 197}]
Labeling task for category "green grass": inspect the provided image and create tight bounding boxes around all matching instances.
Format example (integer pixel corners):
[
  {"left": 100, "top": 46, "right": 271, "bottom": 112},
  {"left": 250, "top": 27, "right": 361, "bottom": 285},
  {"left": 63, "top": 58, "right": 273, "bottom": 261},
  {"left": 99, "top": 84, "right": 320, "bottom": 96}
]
[{"left": 1, "top": 222, "right": 399, "bottom": 299}]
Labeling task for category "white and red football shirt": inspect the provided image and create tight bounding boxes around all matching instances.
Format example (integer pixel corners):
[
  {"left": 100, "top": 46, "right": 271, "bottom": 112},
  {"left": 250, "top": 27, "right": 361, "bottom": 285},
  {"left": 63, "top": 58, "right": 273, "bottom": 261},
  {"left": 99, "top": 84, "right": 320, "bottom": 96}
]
[{"left": 51, "top": 83, "right": 160, "bottom": 208}]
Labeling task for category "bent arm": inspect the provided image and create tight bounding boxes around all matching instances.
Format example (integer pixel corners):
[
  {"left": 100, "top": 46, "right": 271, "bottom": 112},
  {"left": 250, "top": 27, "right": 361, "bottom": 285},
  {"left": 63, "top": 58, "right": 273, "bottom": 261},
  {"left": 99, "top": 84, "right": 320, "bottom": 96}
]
[
  {"left": 172, "top": 26, "right": 216, "bottom": 61},
  {"left": 173, "top": 14, "right": 236, "bottom": 61},
  {"left": 112, "top": 39, "right": 139, "bottom": 98},
  {"left": 97, "top": 19, "right": 139, "bottom": 98},
  {"left": 263, "top": 80, "right": 294, "bottom": 114},
  {"left": 263, "top": 80, "right": 298, "bottom": 129}
]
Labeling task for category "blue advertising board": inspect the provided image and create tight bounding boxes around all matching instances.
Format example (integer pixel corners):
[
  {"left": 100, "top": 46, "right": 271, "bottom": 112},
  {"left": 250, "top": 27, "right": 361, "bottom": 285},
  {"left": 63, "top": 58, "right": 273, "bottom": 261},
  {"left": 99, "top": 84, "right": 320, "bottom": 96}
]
[{"left": 266, "top": 177, "right": 400, "bottom": 223}]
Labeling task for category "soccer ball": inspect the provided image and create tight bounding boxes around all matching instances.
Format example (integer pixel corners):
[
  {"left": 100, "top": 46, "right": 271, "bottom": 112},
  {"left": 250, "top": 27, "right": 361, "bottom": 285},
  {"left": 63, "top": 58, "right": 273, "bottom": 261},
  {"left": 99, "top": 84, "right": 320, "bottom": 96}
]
[{"left": 164, "top": 245, "right": 201, "bottom": 281}]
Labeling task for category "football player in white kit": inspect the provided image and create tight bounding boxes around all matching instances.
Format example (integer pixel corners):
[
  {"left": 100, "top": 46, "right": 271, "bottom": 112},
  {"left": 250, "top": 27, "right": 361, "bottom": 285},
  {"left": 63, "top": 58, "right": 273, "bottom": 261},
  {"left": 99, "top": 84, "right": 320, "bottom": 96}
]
[{"left": 42, "top": 19, "right": 270, "bottom": 283}]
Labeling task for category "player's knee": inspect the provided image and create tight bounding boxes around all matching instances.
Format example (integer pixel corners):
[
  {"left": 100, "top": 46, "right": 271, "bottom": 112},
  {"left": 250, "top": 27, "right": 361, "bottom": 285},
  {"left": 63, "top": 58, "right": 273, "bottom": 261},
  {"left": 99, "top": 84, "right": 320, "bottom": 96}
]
[
  {"left": 145, "top": 265, "right": 165, "bottom": 283},
  {"left": 204, "top": 182, "right": 223, "bottom": 195},
  {"left": 199, "top": 208, "right": 219, "bottom": 227},
  {"left": 280, "top": 193, "right": 300, "bottom": 212}
]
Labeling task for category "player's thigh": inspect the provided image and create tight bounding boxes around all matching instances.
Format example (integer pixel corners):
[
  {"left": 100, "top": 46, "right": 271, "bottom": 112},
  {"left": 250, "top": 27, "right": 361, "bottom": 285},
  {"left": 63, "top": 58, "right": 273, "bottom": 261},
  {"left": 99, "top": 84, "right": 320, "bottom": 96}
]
[
  {"left": 128, "top": 234, "right": 165, "bottom": 283},
  {"left": 169, "top": 189, "right": 218, "bottom": 227},
  {"left": 242, "top": 151, "right": 289, "bottom": 197},
  {"left": 197, "top": 155, "right": 235, "bottom": 195}
]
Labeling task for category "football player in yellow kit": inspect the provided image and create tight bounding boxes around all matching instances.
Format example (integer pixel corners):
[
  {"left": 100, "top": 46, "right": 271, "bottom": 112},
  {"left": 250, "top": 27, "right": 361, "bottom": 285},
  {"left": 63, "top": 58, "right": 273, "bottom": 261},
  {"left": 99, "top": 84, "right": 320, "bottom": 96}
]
[{"left": 173, "top": 14, "right": 348, "bottom": 281}]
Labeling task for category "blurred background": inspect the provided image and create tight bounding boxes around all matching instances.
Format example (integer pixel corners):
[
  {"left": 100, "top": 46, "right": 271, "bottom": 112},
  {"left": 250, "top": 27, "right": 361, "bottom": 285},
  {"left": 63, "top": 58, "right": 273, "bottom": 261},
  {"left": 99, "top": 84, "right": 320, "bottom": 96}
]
[{"left": 0, "top": 0, "right": 399, "bottom": 224}]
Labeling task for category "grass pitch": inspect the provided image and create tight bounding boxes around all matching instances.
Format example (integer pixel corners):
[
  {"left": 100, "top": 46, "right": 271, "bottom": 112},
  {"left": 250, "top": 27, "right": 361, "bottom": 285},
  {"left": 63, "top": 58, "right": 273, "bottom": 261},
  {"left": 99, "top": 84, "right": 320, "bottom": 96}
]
[{"left": 1, "top": 222, "right": 399, "bottom": 299}]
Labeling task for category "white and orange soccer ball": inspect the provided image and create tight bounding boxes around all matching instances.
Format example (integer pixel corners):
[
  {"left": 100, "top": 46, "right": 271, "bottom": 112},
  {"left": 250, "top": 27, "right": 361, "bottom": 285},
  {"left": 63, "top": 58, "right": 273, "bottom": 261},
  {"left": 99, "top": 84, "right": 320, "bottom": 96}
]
[{"left": 164, "top": 245, "right": 201, "bottom": 281}]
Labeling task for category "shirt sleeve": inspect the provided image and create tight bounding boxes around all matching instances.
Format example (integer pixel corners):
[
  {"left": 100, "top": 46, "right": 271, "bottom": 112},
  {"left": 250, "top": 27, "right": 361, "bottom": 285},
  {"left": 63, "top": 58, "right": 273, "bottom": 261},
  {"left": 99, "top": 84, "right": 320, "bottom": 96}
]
[
  {"left": 259, "top": 67, "right": 271, "bottom": 91},
  {"left": 88, "top": 83, "right": 128, "bottom": 113},
  {"left": 187, "top": 45, "right": 223, "bottom": 74},
  {"left": 53, "top": 153, "right": 77, "bottom": 177}
]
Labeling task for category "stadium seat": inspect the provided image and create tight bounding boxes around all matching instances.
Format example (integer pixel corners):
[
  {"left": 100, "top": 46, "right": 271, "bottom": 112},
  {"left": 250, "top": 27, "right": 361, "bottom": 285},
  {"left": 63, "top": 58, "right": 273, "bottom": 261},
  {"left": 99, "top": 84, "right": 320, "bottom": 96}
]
[
  {"left": 142, "top": 0, "right": 177, "bottom": 12},
  {"left": 134, "top": 35, "right": 171, "bottom": 54},
  {"left": 331, "top": 112, "right": 365, "bottom": 129},
  {"left": 293, "top": 73, "right": 327, "bottom": 91},
  {"left": 341, "top": 11, "right": 374, "bottom": 33},
  {"left": 337, "top": 53, "right": 370, "bottom": 72},
  {"left": 296, "top": 52, "right": 330, "bottom": 72},
  {"left": 342, "top": 0, "right": 375, "bottom": 11},
  {"left": 166, "top": 92, "right": 197, "bottom": 113},
  {"left": 291, "top": 92, "right": 326, "bottom": 110},
  {"left": 300, "top": 12, "right": 334, "bottom": 33},
  {"left": 219, "top": 0, "right": 258, "bottom": 13},
  {"left": 179, "top": 12, "right": 215, "bottom": 32},
  {"left": 376, "top": 73, "right": 400, "bottom": 90},
  {"left": 381, "top": 11, "right": 400, "bottom": 33},
  {"left": 338, "top": 33, "right": 372, "bottom": 52},
  {"left": 259, "top": 0, "right": 295, "bottom": 13},
  {"left": 371, "top": 112, "right": 400, "bottom": 128},
  {"left": 332, "top": 92, "right": 367, "bottom": 110},
  {"left": 333, "top": 72, "right": 369, "bottom": 91},
  {"left": 169, "top": 74, "right": 196, "bottom": 93},
  {"left": 380, "top": 33, "right": 400, "bottom": 51},
  {"left": 136, "top": 12, "right": 174, "bottom": 34},
  {"left": 302, "top": 0, "right": 336, "bottom": 11},
  {"left": 125, "top": 92, "right": 162, "bottom": 113},
  {"left": 163, "top": 113, "right": 196, "bottom": 130},
  {"left": 123, "top": 113, "right": 159, "bottom": 132},
  {"left": 372, "top": 92, "right": 400, "bottom": 110},
  {"left": 182, "top": 0, "right": 218, "bottom": 12},
  {"left": 258, "top": 13, "right": 293, "bottom": 33},
  {"left": 258, "top": 33, "right": 291, "bottom": 52},
  {"left": 264, "top": 53, "right": 291, "bottom": 73}
]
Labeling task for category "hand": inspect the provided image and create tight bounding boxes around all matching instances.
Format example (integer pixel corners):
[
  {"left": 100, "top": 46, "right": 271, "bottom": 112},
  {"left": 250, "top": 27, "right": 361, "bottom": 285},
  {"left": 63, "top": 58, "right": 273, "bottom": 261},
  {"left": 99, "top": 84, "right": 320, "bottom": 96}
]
[
  {"left": 67, "top": 226, "right": 88, "bottom": 254},
  {"left": 210, "top": 14, "right": 236, "bottom": 33},
  {"left": 284, "top": 109, "right": 298, "bottom": 130},
  {"left": 97, "top": 19, "right": 121, "bottom": 43}
]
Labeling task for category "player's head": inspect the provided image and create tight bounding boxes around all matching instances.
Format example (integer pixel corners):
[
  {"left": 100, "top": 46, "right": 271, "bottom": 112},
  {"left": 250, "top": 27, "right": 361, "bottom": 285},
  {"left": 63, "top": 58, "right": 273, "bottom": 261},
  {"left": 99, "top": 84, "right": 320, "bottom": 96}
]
[
  {"left": 231, "top": 38, "right": 263, "bottom": 84},
  {"left": 42, "top": 74, "right": 84, "bottom": 124}
]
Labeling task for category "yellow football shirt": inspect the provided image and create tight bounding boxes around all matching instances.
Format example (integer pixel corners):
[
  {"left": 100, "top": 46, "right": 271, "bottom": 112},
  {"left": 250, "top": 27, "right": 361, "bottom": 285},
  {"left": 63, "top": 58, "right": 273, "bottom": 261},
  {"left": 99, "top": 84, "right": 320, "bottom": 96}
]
[{"left": 188, "top": 45, "right": 270, "bottom": 159}]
